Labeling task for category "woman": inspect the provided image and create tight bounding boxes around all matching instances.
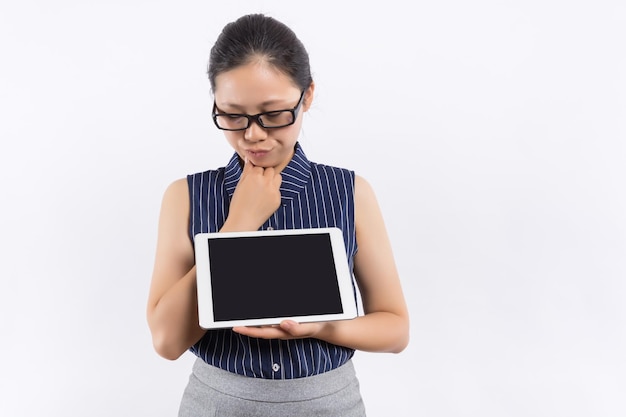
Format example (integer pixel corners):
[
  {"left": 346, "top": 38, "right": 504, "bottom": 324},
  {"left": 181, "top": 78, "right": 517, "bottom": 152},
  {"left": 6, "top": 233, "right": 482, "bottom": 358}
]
[{"left": 147, "top": 13, "right": 409, "bottom": 416}]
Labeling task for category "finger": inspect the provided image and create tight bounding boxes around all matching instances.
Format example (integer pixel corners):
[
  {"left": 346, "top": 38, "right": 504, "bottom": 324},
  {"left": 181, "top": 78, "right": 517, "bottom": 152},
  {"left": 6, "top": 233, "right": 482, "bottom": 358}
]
[
  {"left": 241, "top": 154, "right": 263, "bottom": 178},
  {"left": 232, "top": 326, "right": 290, "bottom": 340},
  {"left": 273, "top": 172, "right": 283, "bottom": 188},
  {"left": 262, "top": 166, "right": 275, "bottom": 178},
  {"left": 279, "top": 320, "right": 306, "bottom": 337},
  {"left": 262, "top": 167, "right": 281, "bottom": 186}
]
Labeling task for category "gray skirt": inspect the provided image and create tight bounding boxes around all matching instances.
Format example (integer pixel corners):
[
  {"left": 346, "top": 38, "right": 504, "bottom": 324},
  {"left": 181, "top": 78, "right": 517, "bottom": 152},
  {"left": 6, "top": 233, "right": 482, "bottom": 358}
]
[{"left": 178, "top": 357, "right": 366, "bottom": 417}]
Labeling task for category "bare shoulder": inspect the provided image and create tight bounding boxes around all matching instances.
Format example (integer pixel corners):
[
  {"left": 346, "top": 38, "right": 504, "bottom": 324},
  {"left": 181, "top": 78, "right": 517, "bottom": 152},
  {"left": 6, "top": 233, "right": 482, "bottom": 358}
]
[
  {"left": 157, "top": 178, "right": 190, "bottom": 222},
  {"left": 162, "top": 178, "right": 189, "bottom": 205},
  {"left": 354, "top": 174, "right": 380, "bottom": 214},
  {"left": 156, "top": 177, "right": 192, "bottom": 259},
  {"left": 354, "top": 174, "right": 372, "bottom": 191}
]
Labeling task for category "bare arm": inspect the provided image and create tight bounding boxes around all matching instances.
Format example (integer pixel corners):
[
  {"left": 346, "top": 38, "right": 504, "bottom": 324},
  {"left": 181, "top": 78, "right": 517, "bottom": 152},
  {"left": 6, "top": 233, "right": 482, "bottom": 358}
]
[
  {"left": 319, "top": 174, "right": 410, "bottom": 352},
  {"left": 146, "top": 179, "right": 205, "bottom": 360},
  {"left": 147, "top": 159, "right": 283, "bottom": 360},
  {"left": 234, "top": 175, "right": 410, "bottom": 353}
]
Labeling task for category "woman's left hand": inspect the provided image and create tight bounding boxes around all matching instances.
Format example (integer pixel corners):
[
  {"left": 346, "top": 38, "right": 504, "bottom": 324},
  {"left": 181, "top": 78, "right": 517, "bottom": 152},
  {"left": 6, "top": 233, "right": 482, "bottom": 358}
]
[{"left": 232, "top": 320, "right": 324, "bottom": 340}]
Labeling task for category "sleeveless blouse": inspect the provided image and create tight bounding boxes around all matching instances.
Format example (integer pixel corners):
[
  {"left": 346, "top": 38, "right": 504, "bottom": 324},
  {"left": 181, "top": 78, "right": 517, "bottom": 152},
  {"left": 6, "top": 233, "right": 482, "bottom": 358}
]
[{"left": 187, "top": 143, "right": 358, "bottom": 379}]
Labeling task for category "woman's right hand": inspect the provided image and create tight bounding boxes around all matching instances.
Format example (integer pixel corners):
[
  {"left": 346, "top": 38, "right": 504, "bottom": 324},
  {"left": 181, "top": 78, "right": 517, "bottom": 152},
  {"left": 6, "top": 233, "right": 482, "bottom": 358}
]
[{"left": 222, "top": 156, "right": 282, "bottom": 232}]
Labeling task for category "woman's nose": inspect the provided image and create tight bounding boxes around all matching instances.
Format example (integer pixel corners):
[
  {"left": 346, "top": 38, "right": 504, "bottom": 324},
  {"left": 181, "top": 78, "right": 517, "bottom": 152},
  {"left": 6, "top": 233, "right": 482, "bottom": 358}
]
[{"left": 244, "top": 120, "right": 268, "bottom": 142}]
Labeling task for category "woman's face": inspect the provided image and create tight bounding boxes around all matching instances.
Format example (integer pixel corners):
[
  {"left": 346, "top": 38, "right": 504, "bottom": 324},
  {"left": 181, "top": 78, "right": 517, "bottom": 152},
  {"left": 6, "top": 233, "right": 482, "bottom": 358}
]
[{"left": 213, "top": 61, "right": 313, "bottom": 172}]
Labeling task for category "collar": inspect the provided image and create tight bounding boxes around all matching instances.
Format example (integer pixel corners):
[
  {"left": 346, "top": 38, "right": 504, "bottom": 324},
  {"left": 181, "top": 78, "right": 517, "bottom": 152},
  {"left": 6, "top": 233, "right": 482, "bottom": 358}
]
[{"left": 224, "top": 142, "right": 312, "bottom": 202}]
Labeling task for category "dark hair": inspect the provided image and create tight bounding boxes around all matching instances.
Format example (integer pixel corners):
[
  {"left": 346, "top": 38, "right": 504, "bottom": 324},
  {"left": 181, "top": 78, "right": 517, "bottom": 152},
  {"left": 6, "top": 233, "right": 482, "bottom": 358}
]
[{"left": 208, "top": 14, "right": 313, "bottom": 93}]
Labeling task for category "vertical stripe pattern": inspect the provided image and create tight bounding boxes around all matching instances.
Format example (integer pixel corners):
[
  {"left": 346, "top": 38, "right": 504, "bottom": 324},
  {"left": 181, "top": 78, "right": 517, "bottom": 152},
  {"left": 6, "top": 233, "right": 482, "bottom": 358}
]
[{"left": 187, "top": 143, "right": 357, "bottom": 379}]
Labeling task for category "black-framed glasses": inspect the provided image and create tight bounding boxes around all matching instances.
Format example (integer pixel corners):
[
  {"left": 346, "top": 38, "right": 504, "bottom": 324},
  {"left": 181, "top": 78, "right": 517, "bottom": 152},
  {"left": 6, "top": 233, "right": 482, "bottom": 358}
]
[{"left": 212, "top": 90, "right": 306, "bottom": 131}]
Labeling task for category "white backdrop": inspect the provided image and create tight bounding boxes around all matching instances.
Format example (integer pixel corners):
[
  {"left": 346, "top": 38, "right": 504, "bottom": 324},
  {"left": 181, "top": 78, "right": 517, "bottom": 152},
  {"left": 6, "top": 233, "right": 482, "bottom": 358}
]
[{"left": 1, "top": 1, "right": 625, "bottom": 416}]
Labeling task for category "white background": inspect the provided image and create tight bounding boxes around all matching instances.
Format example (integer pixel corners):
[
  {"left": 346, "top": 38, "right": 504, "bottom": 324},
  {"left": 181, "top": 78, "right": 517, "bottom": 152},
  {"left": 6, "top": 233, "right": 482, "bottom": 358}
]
[{"left": 1, "top": 1, "right": 625, "bottom": 416}]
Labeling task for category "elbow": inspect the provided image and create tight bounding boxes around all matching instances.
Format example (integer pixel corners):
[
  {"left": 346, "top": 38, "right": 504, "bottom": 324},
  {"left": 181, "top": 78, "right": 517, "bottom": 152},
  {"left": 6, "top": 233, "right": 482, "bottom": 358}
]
[
  {"left": 151, "top": 330, "right": 186, "bottom": 361},
  {"left": 389, "top": 316, "right": 410, "bottom": 353},
  {"left": 147, "top": 308, "right": 188, "bottom": 360},
  {"left": 389, "top": 333, "right": 410, "bottom": 354},
  {"left": 151, "top": 329, "right": 187, "bottom": 361}
]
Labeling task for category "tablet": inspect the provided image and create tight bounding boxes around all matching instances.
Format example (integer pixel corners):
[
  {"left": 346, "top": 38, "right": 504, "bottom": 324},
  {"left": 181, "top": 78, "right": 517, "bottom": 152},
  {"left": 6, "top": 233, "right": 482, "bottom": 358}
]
[{"left": 193, "top": 227, "right": 358, "bottom": 329}]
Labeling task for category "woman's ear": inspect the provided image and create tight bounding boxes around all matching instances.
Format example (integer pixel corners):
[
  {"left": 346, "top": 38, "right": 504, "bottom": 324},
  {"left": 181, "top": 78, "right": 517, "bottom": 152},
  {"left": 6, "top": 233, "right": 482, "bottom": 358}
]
[{"left": 303, "top": 82, "right": 315, "bottom": 111}]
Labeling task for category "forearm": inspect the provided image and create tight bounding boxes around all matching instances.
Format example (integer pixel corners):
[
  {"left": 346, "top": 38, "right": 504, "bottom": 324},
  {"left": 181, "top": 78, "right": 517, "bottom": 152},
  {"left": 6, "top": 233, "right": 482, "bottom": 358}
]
[
  {"left": 317, "top": 311, "right": 409, "bottom": 353},
  {"left": 148, "top": 266, "right": 206, "bottom": 360}
]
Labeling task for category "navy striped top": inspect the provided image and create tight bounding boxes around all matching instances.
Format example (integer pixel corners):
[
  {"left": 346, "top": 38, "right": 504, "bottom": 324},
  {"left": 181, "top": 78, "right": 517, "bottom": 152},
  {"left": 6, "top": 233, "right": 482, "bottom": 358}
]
[{"left": 187, "top": 143, "right": 358, "bottom": 379}]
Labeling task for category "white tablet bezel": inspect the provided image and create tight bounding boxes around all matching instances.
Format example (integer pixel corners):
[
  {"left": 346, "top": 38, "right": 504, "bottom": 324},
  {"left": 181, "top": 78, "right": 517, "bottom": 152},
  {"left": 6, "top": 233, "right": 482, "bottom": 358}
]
[{"left": 193, "top": 227, "right": 358, "bottom": 329}]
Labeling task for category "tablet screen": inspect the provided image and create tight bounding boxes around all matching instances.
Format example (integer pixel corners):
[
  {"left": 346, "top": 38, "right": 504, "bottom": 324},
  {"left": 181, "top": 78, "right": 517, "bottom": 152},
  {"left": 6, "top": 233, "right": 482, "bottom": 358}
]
[
  {"left": 194, "top": 227, "right": 357, "bottom": 329},
  {"left": 207, "top": 233, "right": 343, "bottom": 321}
]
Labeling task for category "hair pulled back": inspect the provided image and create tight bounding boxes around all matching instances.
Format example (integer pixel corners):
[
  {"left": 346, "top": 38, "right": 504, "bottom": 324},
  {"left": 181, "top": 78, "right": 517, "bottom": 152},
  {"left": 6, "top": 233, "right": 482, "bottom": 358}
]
[{"left": 208, "top": 14, "right": 313, "bottom": 93}]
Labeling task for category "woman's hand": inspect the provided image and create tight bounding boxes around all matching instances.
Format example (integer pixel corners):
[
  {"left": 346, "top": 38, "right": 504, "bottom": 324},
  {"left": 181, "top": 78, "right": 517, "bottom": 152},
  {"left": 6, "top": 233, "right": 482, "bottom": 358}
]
[
  {"left": 222, "top": 157, "right": 282, "bottom": 232},
  {"left": 232, "top": 320, "right": 325, "bottom": 340}
]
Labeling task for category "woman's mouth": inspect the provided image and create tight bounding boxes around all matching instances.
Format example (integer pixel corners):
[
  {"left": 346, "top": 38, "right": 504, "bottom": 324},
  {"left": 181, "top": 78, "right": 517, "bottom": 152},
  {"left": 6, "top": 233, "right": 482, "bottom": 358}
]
[{"left": 247, "top": 149, "right": 270, "bottom": 157}]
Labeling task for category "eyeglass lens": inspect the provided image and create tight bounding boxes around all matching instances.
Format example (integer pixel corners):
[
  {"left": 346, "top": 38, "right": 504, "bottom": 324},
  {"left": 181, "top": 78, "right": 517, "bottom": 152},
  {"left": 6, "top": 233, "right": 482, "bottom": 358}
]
[{"left": 214, "top": 111, "right": 295, "bottom": 130}]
